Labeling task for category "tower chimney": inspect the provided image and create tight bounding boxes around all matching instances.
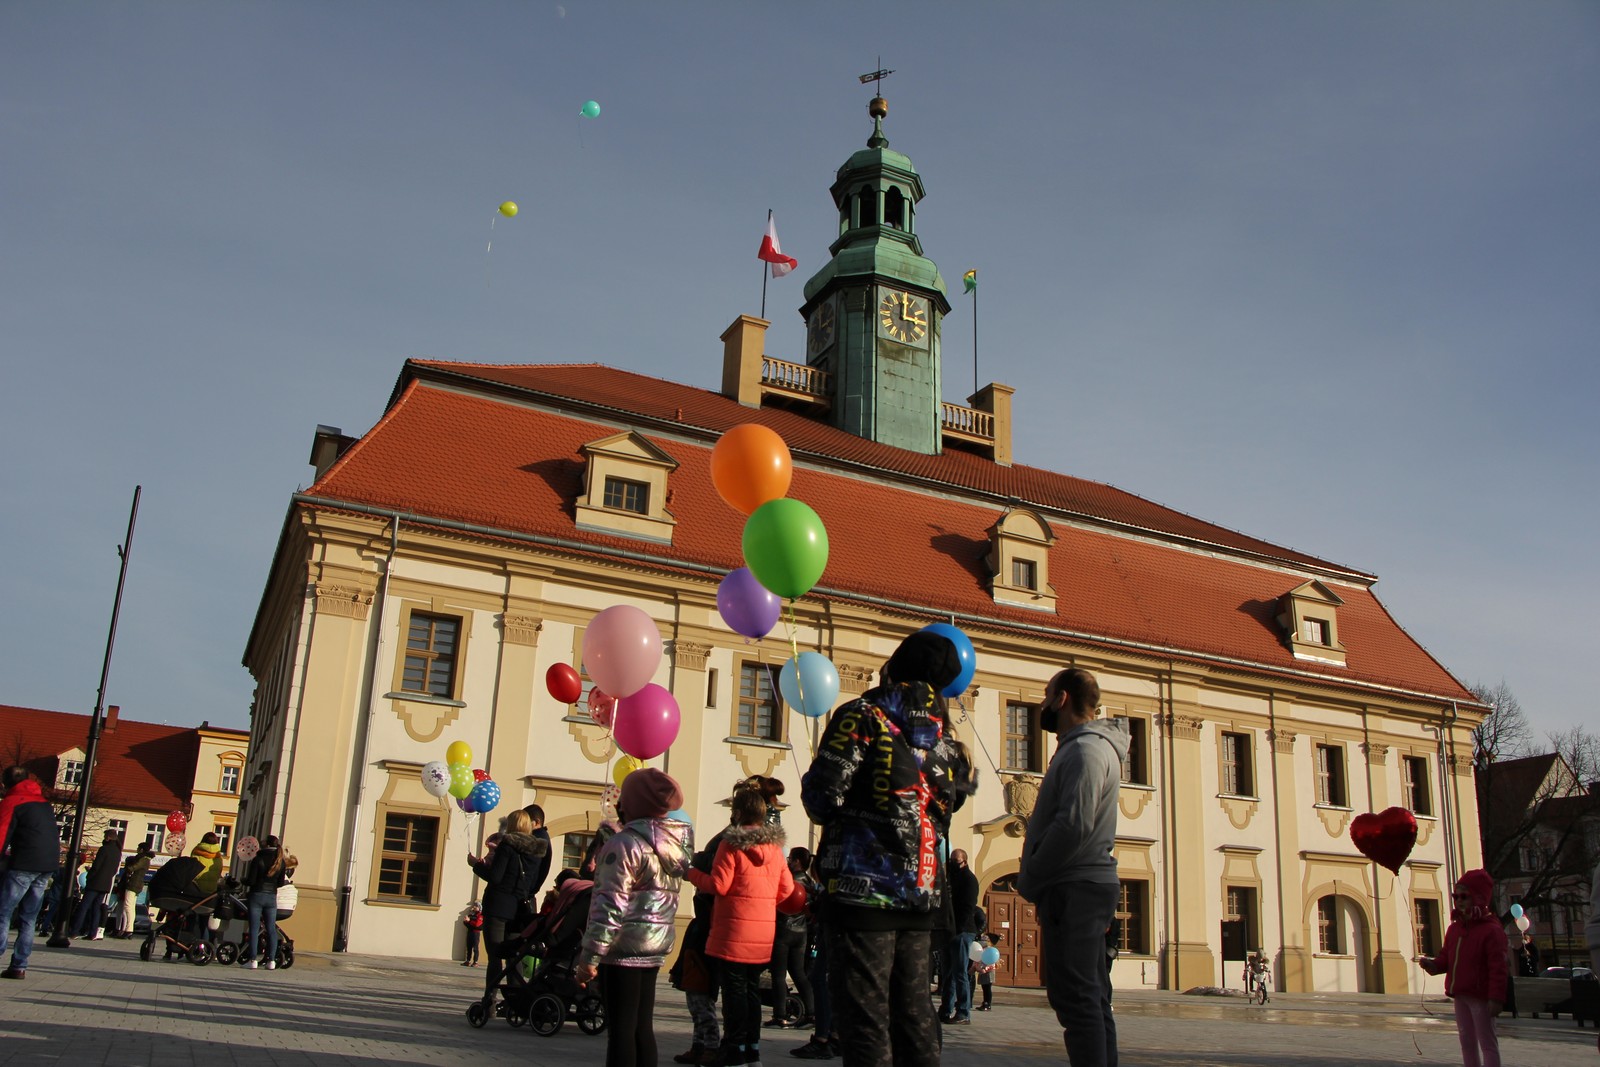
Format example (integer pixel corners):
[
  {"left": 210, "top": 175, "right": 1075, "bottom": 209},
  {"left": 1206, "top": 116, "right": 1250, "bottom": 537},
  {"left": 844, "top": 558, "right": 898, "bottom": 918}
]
[{"left": 105, "top": 704, "right": 119, "bottom": 732}]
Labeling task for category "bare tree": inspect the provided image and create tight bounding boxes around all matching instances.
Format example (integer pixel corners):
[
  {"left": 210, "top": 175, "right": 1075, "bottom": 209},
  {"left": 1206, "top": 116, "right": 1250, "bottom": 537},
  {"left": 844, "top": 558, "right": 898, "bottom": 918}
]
[
  {"left": 1469, "top": 680, "right": 1533, "bottom": 772},
  {"left": 0, "top": 728, "right": 112, "bottom": 856}
]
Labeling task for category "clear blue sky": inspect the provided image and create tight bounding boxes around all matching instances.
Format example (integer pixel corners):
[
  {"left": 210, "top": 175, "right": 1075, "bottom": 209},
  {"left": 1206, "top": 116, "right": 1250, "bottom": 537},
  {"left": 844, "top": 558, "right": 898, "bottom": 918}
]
[{"left": 2, "top": 2, "right": 1595, "bottom": 739}]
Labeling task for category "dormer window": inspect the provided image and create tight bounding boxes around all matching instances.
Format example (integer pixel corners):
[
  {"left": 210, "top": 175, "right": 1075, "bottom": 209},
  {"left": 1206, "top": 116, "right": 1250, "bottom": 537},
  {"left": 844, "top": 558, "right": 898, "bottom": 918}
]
[
  {"left": 59, "top": 758, "right": 85, "bottom": 788},
  {"left": 987, "top": 507, "right": 1057, "bottom": 612},
  {"left": 1278, "top": 580, "right": 1348, "bottom": 666},
  {"left": 575, "top": 432, "right": 678, "bottom": 543}
]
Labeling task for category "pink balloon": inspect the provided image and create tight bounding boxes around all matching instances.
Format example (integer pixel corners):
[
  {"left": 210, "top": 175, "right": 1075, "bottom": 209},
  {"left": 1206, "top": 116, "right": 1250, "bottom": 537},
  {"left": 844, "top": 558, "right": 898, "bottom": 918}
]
[
  {"left": 612, "top": 683, "right": 681, "bottom": 760},
  {"left": 588, "top": 687, "right": 616, "bottom": 729},
  {"left": 583, "top": 605, "right": 663, "bottom": 698}
]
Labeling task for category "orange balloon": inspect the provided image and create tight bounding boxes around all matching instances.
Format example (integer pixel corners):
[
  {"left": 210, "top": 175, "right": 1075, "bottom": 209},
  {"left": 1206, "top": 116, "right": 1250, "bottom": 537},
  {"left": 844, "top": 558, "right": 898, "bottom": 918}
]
[{"left": 710, "top": 424, "right": 792, "bottom": 514}]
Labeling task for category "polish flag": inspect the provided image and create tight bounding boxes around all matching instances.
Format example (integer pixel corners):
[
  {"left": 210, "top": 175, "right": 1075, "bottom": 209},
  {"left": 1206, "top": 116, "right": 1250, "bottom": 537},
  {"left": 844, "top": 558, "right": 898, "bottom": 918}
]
[{"left": 758, "top": 215, "right": 798, "bottom": 278}]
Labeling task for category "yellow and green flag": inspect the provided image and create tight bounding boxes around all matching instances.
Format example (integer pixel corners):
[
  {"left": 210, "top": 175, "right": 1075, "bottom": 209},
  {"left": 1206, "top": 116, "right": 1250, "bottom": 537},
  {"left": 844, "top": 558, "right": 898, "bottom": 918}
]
[{"left": 963, "top": 269, "right": 977, "bottom": 293}]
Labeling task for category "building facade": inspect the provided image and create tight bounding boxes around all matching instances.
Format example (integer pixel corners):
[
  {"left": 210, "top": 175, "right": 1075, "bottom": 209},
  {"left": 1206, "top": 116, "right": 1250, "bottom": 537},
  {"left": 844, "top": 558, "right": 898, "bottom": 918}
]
[{"left": 239, "top": 97, "right": 1484, "bottom": 992}]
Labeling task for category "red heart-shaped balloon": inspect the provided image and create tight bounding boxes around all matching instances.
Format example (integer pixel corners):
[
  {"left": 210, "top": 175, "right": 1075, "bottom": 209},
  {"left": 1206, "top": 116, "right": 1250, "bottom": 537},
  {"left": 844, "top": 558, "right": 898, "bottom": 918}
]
[{"left": 1350, "top": 806, "right": 1418, "bottom": 874}]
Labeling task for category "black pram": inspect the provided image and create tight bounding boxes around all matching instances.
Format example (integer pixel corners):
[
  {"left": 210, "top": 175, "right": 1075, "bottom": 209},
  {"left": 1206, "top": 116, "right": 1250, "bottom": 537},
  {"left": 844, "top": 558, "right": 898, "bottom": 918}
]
[
  {"left": 139, "top": 857, "right": 220, "bottom": 965},
  {"left": 465, "top": 877, "right": 605, "bottom": 1036}
]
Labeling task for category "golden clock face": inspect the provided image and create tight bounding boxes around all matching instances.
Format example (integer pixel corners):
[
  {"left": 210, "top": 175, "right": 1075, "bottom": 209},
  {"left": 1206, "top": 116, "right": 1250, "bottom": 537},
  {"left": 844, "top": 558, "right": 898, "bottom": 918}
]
[
  {"left": 878, "top": 291, "right": 928, "bottom": 344},
  {"left": 808, "top": 299, "right": 837, "bottom": 355}
]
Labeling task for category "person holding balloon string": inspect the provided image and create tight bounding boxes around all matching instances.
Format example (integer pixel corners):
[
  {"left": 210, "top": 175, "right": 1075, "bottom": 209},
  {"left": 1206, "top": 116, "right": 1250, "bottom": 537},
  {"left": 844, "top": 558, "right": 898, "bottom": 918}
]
[{"left": 1418, "top": 869, "right": 1508, "bottom": 1067}]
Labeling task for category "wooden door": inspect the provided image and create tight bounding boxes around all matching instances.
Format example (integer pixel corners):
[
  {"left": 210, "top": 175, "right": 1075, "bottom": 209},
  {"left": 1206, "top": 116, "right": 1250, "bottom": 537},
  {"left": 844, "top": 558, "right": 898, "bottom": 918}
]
[{"left": 985, "top": 877, "right": 1044, "bottom": 988}]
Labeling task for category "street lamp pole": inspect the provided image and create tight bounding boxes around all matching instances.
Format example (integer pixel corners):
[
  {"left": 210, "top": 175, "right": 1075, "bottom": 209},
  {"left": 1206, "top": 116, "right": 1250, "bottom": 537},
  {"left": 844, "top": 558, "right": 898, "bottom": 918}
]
[{"left": 47, "top": 485, "right": 140, "bottom": 948}]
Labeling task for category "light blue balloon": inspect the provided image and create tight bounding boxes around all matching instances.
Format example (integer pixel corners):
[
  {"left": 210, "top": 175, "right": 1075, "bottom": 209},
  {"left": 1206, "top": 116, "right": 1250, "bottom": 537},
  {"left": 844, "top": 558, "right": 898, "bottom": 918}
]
[
  {"left": 919, "top": 623, "right": 976, "bottom": 698},
  {"left": 780, "top": 652, "right": 841, "bottom": 718},
  {"left": 666, "top": 808, "right": 692, "bottom": 826},
  {"left": 980, "top": 946, "right": 1000, "bottom": 966},
  {"left": 1510, "top": 903, "right": 1523, "bottom": 920},
  {"left": 469, "top": 779, "right": 501, "bottom": 814}
]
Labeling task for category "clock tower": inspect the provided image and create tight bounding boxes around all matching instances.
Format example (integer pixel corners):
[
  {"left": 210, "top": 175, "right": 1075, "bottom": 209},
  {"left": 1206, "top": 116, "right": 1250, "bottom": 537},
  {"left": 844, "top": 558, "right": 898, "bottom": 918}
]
[{"left": 800, "top": 94, "right": 951, "bottom": 454}]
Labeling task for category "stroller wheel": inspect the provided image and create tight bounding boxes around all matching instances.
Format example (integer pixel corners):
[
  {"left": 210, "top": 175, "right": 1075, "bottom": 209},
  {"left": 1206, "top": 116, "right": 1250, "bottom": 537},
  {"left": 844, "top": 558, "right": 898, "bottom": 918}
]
[
  {"left": 575, "top": 993, "right": 606, "bottom": 1035},
  {"left": 215, "top": 941, "right": 238, "bottom": 966},
  {"left": 506, "top": 1007, "right": 528, "bottom": 1028},
  {"left": 466, "top": 1001, "right": 489, "bottom": 1028},
  {"left": 138, "top": 938, "right": 153, "bottom": 962},
  {"left": 528, "top": 993, "right": 565, "bottom": 1037},
  {"left": 188, "top": 941, "right": 213, "bottom": 966},
  {"left": 278, "top": 945, "right": 294, "bottom": 969},
  {"left": 785, "top": 994, "right": 804, "bottom": 1021}
]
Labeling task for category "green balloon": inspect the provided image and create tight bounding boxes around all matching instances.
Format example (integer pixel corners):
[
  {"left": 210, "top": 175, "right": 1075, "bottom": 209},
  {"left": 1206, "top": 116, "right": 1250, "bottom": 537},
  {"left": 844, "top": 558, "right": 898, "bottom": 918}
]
[
  {"left": 580, "top": 100, "right": 601, "bottom": 118},
  {"left": 742, "top": 499, "right": 828, "bottom": 599},
  {"left": 448, "top": 762, "right": 475, "bottom": 799}
]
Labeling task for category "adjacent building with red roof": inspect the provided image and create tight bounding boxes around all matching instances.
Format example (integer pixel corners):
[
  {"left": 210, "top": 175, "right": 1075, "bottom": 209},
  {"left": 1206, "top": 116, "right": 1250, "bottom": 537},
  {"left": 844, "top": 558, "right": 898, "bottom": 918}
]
[
  {"left": 240, "top": 93, "right": 1485, "bottom": 992},
  {"left": 0, "top": 704, "right": 249, "bottom": 866}
]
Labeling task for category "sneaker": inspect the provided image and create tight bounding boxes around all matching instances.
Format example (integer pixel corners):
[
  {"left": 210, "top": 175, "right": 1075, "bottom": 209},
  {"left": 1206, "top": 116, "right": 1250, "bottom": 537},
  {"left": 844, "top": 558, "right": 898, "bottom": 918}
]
[
  {"left": 976, "top": 1003, "right": 992, "bottom": 1011},
  {"left": 789, "top": 1040, "right": 832, "bottom": 1061},
  {"left": 949, "top": 1016, "right": 971, "bottom": 1025},
  {"left": 671, "top": 1051, "right": 701, "bottom": 1065},
  {"left": 1, "top": 968, "right": 24, "bottom": 980},
  {"left": 763, "top": 1018, "right": 790, "bottom": 1029},
  {"left": 264, "top": 961, "right": 276, "bottom": 970},
  {"left": 243, "top": 960, "right": 257, "bottom": 969}
]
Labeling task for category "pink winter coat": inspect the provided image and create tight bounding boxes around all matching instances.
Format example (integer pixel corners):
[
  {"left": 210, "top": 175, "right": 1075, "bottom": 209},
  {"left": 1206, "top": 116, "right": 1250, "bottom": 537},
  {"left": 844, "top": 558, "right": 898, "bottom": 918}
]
[
  {"left": 685, "top": 821, "right": 806, "bottom": 965},
  {"left": 1420, "top": 869, "right": 1509, "bottom": 1002}
]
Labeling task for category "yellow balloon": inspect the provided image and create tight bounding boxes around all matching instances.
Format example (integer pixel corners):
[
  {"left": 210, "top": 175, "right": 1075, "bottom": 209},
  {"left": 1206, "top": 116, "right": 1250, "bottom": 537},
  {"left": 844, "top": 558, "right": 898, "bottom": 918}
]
[
  {"left": 498, "top": 201, "right": 518, "bottom": 218},
  {"left": 613, "top": 755, "right": 644, "bottom": 788},
  {"left": 445, "top": 740, "right": 473, "bottom": 766}
]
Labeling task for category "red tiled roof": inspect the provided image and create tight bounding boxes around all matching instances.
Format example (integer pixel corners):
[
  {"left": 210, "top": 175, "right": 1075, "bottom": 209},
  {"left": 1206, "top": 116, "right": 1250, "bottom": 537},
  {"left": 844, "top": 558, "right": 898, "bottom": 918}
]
[
  {"left": 0, "top": 705, "right": 198, "bottom": 815},
  {"left": 306, "top": 366, "right": 1474, "bottom": 704}
]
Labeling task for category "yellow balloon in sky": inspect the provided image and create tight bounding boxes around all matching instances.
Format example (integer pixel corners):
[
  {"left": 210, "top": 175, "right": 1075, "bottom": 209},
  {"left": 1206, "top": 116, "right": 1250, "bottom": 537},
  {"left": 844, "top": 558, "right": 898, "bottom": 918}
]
[
  {"left": 613, "top": 754, "right": 644, "bottom": 789},
  {"left": 498, "top": 201, "right": 518, "bottom": 218},
  {"left": 445, "top": 740, "right": 472, "bottom": 766}
]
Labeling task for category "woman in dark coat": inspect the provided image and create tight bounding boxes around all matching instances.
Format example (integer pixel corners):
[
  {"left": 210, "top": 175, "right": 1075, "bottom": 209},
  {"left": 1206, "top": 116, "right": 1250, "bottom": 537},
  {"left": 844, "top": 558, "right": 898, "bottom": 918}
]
[
  {"left": 468, "top": 809, "right": 548, "bottom": 1009},
  {"left": 70, "top": 831, "right": 123, "bottom": 939},
  {"left": 240, "top": 836, "right": 296, "bottom": 968}
]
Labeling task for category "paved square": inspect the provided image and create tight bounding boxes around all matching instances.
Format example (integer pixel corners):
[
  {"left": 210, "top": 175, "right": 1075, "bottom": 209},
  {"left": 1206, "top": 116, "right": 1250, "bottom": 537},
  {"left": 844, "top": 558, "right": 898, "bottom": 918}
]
[{"left": 0, "top": 940, "right": 1592, "bottom": 1066}]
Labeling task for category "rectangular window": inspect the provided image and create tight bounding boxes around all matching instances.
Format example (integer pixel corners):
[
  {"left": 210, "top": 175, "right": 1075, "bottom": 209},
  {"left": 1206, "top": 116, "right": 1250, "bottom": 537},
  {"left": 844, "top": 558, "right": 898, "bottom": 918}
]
[
  {"left": 1317, "top": 895, "right": 1342, "bottom": 954},
  {"left": 1114, "top": 880, "right": 1149, "bottom": 954},
  {"left": 61, "top": 759, "right": 85, "bottom": 787},
  {"left": 214, "top": 824, "right": 232, "bottom": 858},
  {"left": 1011, "top": 558, "right": 1037, "bottom": 590},
  {"left": 108, "top": 819, "right": 129, "bottom": 844},
  {"left": 1220, "top": 731, "right": 1255, "bottom": 796},
  {"left": 1315, "top": 744, "right": 1347, "bottom": 806},
  {"left": 1116, "top": 715, "right": 1150, "bottom": 785},
  {"left": 1413, "top": 898, "right": 1442, "bottom": 957},
  {"left": 1227, "top": 885, "right": 1259, "bottom": 950},
  {"left": 59, "top": 815, "right": 75, "bottom": 846},
  {"left": 706, "top": 668, "right": 719, "bottom": 708},
  {"left": 562, "top": 832, "right": 596, "bottom": 871},
  {"left": 602, "top": 476, "right": 649, "bottom": 515},
  {"left": 376, "top": 813, "right": 439, "bottom": 903},
  {"left": 1003, "top": 701, "right": 1040, "bottom": 773},
  {"left": 737, "top": 662, "right": 781, "bottom": 741},
  {"left": 1402, "top": 756, "right": 1432, "bottom": 816},
  {"left": 220, "top": 765, "right": 241, "bottom": 794},
  {"left": 1301, "top": 617, "right": 1330, "bottom": 645},
  {"left": 146, "top": 823, "right": 166, "bottom": 852},
  {"left": 402, "top": 613, "right": 460, "bottom": 698}
]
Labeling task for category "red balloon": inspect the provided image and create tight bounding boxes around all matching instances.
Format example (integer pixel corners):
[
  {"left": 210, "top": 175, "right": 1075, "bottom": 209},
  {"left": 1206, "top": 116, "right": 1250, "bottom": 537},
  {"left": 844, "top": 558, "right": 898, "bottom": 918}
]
[
  {"left": 1350, "top": 806, "right": 1418, "bottom": 874},
  {"left": 166, "top": 810, "right": 187, "bottom": 834},
  {"left": 472, "top": 768, "right": 491, "bottom": 783},
  {"left": 546, "top": 662, "right": 583, "bottom": 704}
]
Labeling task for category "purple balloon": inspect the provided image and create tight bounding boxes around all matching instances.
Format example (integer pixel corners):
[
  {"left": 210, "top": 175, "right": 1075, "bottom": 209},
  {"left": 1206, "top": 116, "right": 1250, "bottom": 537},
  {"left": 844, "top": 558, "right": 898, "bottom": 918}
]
[
  {"left": 717, "top": 567, "right": 781, "bottom": 639},
  {"left": 456, "top": 796, "right": 476, "bottom": 813}
]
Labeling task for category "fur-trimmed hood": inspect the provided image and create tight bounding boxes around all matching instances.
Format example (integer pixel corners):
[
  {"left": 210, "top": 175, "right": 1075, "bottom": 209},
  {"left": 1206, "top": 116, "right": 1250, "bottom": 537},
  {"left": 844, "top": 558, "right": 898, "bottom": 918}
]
[
  {"left": 717, "top": 821, "right": 786, "bottom": 864},
  {"left": 496, "top": 831, "right": 550, "bottom": 858}
]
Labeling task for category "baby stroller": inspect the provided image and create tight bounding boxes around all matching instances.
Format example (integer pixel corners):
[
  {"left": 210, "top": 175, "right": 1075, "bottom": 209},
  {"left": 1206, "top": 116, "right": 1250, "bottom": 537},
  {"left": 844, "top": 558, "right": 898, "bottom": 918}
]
[
  {"left": 467, "top": 877, "right": 605, "bottom": 1036},
  {"left": 138, "top": 857, "right": 219, "bottom": 965},
  {"left": 212, "top": 877, "right": 297, "bottom": 969}
]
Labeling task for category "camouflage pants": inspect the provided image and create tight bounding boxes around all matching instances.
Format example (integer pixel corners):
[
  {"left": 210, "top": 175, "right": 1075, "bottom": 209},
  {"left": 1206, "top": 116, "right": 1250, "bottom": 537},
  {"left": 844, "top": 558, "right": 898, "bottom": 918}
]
[
  {"left": 826, "top": 925, "right": 938, "bottom": 1067},
  {"left": 686, "top": 989, "right": 719, "bottom": 1049}
]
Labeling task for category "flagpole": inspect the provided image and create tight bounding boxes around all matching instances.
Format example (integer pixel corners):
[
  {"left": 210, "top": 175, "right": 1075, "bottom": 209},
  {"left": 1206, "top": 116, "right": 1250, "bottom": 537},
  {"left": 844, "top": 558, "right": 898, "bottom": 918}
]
[
  {"left": 972, "top": 282, "right": 979, "bottom": 395},
  {"left": 760, "top": 209, "right": 772, "bottom": 319}
]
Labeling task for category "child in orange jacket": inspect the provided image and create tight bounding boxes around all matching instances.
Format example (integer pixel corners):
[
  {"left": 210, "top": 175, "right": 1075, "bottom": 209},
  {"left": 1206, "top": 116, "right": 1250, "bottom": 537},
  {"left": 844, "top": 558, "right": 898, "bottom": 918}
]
[{"left": 1420, "top": 869, "right": 1508, "bottom": 1067}]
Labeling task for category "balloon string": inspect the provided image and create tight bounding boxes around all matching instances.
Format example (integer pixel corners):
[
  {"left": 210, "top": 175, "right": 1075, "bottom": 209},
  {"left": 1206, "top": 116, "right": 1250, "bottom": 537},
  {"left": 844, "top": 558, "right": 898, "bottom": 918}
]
[
  {"left": 954, "top": 695, "right": 1001, "bottom": 778},
  {"left": 784, "top": 599, "right": 805, "bottom": 715},
  {"left": 485, "top": 215, "right": 497, "bottom": 289}
]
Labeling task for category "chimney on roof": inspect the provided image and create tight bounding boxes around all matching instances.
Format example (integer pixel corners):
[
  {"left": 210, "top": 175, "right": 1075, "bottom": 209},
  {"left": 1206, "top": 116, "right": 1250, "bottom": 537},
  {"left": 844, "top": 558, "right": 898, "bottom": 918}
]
[
  {"left": 966, "top": 383, "right": 1016, "bottom": 467},
  {"left": 309, "top": 424, "right": 357, "bottom": 481},
  {"left": 105, "top": 705, "right": 119, "bottom": 732},
  {"left": 721, "top": 315, "right": 769, "bottom": 408}
]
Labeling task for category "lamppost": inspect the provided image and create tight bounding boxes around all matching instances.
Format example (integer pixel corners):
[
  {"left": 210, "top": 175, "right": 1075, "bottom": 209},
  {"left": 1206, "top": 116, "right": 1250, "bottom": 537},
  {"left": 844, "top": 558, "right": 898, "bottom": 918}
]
[{"left": 47, "top": 486, "right": 140, "bottom": 948}]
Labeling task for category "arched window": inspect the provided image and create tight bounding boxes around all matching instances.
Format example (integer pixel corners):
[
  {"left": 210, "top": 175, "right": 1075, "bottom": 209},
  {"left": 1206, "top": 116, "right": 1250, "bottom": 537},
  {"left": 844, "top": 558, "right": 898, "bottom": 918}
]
[
  {"left": 857, "top": 186, "right": 877, "bottom": 226},
  {"left": 884, "top": 187, "right": 905, "bottom": 229}
]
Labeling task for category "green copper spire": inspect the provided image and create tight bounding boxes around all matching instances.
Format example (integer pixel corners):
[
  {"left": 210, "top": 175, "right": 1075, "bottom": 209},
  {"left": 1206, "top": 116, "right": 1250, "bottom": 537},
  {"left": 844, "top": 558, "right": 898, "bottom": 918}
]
[{"left": 799, "top": 93, "right": 952, "bottom": 454}]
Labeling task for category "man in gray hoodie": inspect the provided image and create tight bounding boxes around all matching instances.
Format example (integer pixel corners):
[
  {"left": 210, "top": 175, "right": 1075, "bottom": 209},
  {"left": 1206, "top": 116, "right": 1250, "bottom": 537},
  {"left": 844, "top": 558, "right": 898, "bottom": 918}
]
[{"left": 1017, "top": 668, "right": 1129, "bottom": 1067}]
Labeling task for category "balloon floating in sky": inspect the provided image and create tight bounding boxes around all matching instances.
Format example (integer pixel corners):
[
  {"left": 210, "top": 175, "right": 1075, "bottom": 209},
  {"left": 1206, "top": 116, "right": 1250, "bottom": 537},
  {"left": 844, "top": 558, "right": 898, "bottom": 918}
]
[
  {"left": 499, "top": 201, "right": 518, "bottom": 218},
  {"left": 580, "top": 100, "right": 601, "bottom": 118}
]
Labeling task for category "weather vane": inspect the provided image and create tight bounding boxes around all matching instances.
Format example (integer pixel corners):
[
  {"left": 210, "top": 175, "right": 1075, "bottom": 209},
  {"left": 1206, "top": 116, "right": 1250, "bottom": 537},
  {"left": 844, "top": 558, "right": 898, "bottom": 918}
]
[{"left": 857, "top": 63, "right": 895, "bottom": 93}]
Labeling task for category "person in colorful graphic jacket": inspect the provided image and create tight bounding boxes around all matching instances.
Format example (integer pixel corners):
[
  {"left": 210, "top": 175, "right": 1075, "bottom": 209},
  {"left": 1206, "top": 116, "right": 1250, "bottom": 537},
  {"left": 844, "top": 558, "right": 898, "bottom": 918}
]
[{"left": 801, "top": 631, "right": 974, "bottom": 1067}]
